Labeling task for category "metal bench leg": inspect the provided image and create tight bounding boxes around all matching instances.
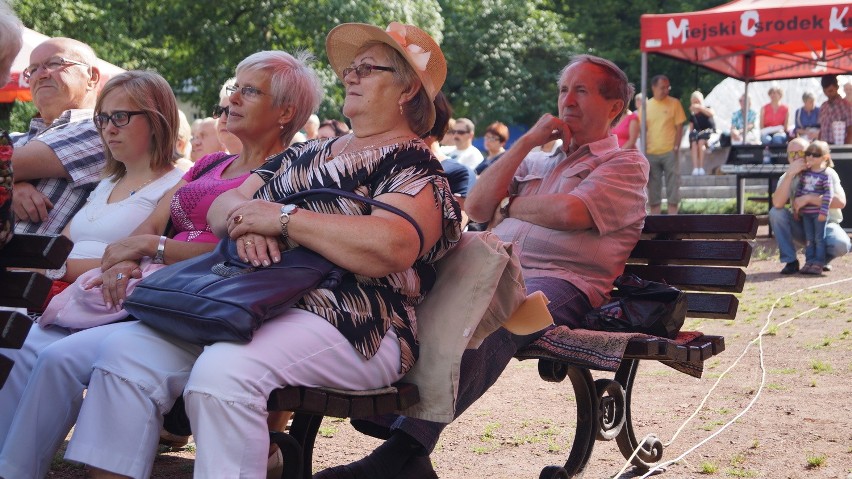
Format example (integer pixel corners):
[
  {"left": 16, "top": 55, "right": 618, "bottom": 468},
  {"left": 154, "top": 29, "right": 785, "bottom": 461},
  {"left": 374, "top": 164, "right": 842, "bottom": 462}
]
[
  {"left": 537, "top": 360, "right": 598, "bottom": 478},
  {"left": 614, "top": 359, "right": 664, "bottom": 470},
  {"left": 270, "top": 431, "right": 303, "bottom": 479},
  {"left": 286, "top": 412, "right": 325, "bottom": 479}
]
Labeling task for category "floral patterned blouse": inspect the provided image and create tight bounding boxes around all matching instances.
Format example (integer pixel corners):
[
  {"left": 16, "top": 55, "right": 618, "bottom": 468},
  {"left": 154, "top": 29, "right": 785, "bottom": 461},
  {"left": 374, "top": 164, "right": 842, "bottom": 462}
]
[
  {"left": 0, "top": 130, "right": 13, "bottom": 246},
  {"left": 254, "top": 137, "right": 461, "bottom": 373}
]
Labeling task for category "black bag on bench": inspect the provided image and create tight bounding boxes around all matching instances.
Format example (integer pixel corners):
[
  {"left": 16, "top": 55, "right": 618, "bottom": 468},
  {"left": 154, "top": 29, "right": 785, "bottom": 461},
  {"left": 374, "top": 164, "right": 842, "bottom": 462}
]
[{"left": 583, "top": 273, "right": 686, "bottom": 339}]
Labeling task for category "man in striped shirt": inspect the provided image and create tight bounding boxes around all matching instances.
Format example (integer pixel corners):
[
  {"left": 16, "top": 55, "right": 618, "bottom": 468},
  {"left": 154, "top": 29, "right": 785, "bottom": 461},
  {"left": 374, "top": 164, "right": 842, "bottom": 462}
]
[{"left": 11, "top": 37, "right": 105, "bottom": 234}]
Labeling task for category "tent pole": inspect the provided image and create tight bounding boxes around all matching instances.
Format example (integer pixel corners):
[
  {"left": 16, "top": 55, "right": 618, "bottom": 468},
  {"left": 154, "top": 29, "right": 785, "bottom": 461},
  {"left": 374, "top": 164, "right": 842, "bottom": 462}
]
[{"left": 641, "top": 52, "right": 647, "bottom": 157}]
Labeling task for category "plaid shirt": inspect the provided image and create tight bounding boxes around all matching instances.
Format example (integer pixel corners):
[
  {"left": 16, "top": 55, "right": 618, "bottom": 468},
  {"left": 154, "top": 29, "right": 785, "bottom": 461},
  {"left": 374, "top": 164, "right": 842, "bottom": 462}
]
[
  {"left": 11, "top": 109, "right": 104, "bottom": 234},
  {"left": 818, "top": 97, "right": 852, "bottom": 145}
]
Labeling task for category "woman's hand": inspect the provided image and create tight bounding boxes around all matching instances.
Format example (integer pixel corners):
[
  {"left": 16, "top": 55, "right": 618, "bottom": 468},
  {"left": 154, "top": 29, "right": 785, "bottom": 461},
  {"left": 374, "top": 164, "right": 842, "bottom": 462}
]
[
  {"left": 102, "top": 235, "right": 156, "bottom": 271},
  {"left": 226, "top": 199, "right": 286, "bottom": 266},
  {"left": 84, "top": 260, "right": 142, "bottom": 310}
]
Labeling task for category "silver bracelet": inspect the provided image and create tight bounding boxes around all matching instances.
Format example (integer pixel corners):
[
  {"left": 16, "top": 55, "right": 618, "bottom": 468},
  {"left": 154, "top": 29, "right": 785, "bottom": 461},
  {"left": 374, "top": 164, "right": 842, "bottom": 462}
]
[{"left": 152, "top": 235, "right": 167, "bottom": 264}]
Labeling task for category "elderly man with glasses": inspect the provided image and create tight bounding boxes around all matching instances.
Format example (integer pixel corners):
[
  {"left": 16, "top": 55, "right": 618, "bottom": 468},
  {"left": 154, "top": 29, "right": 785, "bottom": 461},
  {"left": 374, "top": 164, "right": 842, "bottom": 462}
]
[
  {"left": 10, "top": 37, "right": 105, "bottom": 235},
  {"left": 446, "top": 117, "right": 484, "bottom": 170},
  {"left": 769, "top": 137, "right": 851, "bottom": 274}
]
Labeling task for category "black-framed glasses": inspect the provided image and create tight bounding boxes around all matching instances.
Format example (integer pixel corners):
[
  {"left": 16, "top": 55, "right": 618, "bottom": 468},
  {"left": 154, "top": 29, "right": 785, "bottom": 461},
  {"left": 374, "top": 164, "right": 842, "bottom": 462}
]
[
  {"left": 212, "top": 105, "right": 230, "bottom": 119},
  {"left": 93, "top": 111, "right": 146, "bottom": 129},
  {"left": 341, "top": 63, "right": 395, "bottom": 79},
  {"left": 23, "top": 56, "right": 89, "bottom": 81},
  {"left": 804, "top": 152, "right": 824, "bottom": 158},
  {"left": 225, "top": 85, "right": 266, "bottom": 101}
]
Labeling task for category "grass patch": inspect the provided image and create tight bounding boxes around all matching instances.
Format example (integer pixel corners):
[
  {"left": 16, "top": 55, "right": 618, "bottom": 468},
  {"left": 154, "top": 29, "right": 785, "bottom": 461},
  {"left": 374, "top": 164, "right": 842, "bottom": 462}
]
[
  {"left": 811, "top": 360, "right": 833, "bottom": 373},
  {"left": 482, "top": 422, "right": 500, "bottom": 440},
  {"left": 725, "top": 468, "right": 757, "bottom": 477},
  {"left": 699, "top": 461, "right": 718, "bottom": 474},
  {"left": 806, "top": 453, "right": 827, "bottom": 468},
  {"left": 318, "top": 425, "right": 338, "bottom": 438},
  {"left": 765, "top": 383, "right": 786, "bottom": 391},
  {"left": 764, "top": 325, "right": 779, "bottom": 336}
]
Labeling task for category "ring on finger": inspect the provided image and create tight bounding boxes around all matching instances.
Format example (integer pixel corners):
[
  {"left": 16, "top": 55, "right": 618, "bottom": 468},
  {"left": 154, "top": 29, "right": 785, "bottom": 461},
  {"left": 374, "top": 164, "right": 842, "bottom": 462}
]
[
  {"left": 116, "top": 272, "right": 125, "bottom": 280},
  {"left": 233, "top": 214, "right": 244, "bottom": 224},
  {"left": 244, "top": 239, "right": 254, "bottom": 246}
]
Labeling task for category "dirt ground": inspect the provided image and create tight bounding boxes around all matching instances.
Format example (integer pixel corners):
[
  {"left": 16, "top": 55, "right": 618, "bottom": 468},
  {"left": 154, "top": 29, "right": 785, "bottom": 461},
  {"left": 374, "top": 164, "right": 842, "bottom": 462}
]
[{"left": 47, "top": 228, "right": 852, "bottom": 478}]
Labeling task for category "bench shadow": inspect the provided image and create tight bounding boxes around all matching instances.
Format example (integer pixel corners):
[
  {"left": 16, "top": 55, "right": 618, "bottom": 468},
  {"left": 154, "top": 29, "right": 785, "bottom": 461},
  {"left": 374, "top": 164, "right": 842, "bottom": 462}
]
[
  {"left": 50, "top": 440, "right": 196, "bottom": 478},
  {"left": 745, "top": 271, "right": 784, "bottom": 283}
]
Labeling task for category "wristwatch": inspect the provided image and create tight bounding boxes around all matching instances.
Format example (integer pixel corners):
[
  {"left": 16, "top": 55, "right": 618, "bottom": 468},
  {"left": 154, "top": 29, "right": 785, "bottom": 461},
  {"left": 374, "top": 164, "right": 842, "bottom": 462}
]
[
  {"left": 279, "top": 204, "right": 299, "bottom": 241},
  {"left": 499, "top": 195, "right": 517, "bottom": 217}
]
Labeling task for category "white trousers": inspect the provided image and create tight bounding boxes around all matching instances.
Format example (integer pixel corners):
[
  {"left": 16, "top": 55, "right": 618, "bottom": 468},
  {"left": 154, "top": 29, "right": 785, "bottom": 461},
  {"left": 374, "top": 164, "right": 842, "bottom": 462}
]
[
  {"left": 65, "top": 309, "right": 403, "bottom": 479},
  {"left": 0, "top": 321, "right": 133, "bottom": 479}
]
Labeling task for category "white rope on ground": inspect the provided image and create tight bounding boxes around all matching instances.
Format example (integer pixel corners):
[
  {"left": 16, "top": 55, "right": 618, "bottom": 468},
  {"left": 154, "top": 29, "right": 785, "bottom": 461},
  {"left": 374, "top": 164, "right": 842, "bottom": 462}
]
[{"left": 609, "top": 276, "right": 852, "bottom": 479}]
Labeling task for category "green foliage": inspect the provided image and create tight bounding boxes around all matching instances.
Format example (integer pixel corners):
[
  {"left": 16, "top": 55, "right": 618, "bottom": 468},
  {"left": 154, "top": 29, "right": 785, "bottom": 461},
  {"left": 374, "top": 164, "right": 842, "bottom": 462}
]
[
  {"left": 9, "top": 0, "right": 736, "bottom": 129},
  {"left": 439, "top": 0, "right": 581, "bottom": 129}
]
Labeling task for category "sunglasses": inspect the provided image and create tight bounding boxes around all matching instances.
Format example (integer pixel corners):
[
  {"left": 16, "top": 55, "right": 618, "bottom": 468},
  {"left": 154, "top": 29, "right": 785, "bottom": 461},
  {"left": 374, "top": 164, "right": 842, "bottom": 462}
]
[
  {"left": 804, "top": 152, "right": 824, "bottom": 158},
  {"left": 787, "top": 151, "right": 805, "bottom": 160},
  {"left": 212, "top": 105, "right": 230, "bottom": 119}
]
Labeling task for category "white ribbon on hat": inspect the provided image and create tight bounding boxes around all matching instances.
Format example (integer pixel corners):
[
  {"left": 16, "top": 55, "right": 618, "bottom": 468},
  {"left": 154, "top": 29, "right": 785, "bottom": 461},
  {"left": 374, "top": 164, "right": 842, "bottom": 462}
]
[{"left": 385, "top": 22, "right": 431, "bottom": 72}]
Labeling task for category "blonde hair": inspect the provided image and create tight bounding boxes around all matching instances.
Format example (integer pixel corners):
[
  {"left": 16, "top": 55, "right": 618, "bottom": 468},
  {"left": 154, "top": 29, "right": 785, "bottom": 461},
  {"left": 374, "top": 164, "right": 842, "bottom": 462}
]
[
  {"left": 690, "top": 91, "right": 704, "bottom": 103},
  {"left": 807, "top": 140, "right": 834, "bottom": 168}
]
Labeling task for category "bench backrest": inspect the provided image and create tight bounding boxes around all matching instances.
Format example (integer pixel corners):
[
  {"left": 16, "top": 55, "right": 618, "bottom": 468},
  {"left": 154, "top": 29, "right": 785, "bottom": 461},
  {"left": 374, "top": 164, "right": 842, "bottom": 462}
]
[
  {"left": 0, "top": 234, "right": 73, "bottom": 310},
  {"left": 622, "top": 214, "right": 757, "bottom": 320}
]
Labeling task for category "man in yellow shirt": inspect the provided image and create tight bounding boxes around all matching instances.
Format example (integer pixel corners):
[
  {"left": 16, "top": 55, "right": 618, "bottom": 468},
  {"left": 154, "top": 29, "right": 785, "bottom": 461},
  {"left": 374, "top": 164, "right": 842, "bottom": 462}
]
[{"left": 646, "top": 74, "right": 686, "bottom": 214}]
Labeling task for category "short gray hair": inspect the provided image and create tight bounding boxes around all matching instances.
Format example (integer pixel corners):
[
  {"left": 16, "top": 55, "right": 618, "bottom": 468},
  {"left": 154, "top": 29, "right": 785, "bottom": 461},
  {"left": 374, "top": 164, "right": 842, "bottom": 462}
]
[
  {"left": 0, "top": 1, "right": 23, "bottom": 76},
  {"left": 560, "top": 54, "right": 634, "bottom": 127},
  {"left": 236, "top": 50, "right": 323, "bottom": 146}
]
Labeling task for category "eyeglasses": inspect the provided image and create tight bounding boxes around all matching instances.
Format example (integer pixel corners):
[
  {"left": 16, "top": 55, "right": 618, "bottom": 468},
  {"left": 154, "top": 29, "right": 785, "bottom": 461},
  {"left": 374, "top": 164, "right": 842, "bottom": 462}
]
[
  {"left": 484, "top": 134, "right": 502, "bottom": 142},
  {"left": 93, "top": 111, "right": 146, "bottom": 130},
  {"left": 23, "top": 56, "right": 90, "bottom": 80},
  {"left": 787, "top": 151, "right": 806, "bottom": 160},
  {"left": 804, "top": 152, "right": 824, "bottom": 158},
  {"left": 449, "top": 129, "right": 470, "bottom": 135},
  {"left": 341, "top": 63, "right": 395, "bottom": 79},
  {"left": 225, "top": 85, "right": 266, "bottom": 101},
  {"left": 212, "top": 105, "right": 230, "bottom": 119}
]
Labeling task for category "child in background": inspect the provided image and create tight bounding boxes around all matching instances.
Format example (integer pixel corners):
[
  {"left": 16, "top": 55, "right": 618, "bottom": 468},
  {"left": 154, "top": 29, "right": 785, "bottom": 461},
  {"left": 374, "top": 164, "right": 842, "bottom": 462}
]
[{"left": 794, "top": 140, "right": 834, "bottom": 275}]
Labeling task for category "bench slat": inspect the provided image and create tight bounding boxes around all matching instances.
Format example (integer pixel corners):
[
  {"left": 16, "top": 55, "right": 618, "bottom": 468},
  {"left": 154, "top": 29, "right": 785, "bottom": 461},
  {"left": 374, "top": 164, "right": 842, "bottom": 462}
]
[
  {"left": 0, "top": 271, "right": 53, "bottom": 311},
  {"left": 0, "top": 234, "right": 73, "bottom": 269},
  {"left": 622, "top": 265, "right": 746, "bottom": 292},
  {"left": 0, "top": 310, "right": 32, "bottom": 349},
  {"left": 630, "top": 240, "right": 752, "bottom": 266},
  {"left": 642, "top": 214, "right": 758, "bottom": 239},
  {"left": 623, "top": 336, "right": 726, "bottom": 363}
]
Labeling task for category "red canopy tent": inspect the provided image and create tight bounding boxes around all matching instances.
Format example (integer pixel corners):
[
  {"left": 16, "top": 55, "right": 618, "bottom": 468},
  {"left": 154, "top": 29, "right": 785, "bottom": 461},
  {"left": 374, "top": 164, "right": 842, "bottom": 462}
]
[
  {"left": 1, "top": 27, "right": 124, "bottom": 103},
  {"left": 637, "top": 0, "right": 851, "bottom": 152}
]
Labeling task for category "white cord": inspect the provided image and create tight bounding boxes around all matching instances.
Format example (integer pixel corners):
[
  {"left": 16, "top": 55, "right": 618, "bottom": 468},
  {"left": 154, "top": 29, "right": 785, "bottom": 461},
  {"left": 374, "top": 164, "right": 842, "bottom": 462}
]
[{"left": 609, "top": 276, "right": 852, "bottom": 479}]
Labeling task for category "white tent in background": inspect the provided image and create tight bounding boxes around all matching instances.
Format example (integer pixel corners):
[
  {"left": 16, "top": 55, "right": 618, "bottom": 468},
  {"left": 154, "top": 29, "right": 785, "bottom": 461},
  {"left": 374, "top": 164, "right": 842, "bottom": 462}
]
[{"left": 705, "top": 75, "right": 852, "bottom": 135}]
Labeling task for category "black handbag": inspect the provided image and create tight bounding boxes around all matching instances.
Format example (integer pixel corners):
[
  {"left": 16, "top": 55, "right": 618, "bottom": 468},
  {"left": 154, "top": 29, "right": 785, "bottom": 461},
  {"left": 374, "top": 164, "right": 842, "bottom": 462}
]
[
  {"left": 583, "top": 273, "right": 687, "bottom": 339},
  {"left": 123, "top": 188, "right": 424, "bottom": 345}
]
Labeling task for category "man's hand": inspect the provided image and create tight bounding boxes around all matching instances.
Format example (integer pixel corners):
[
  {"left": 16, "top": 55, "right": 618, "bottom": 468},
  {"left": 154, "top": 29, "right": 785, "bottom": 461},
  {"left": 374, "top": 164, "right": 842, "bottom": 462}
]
[
  {"left": 788, "top": 158, "right": 807, "bottom": 176},
  {"left": 12, "top": 182, "right": 53, "bottom": 223},
  {"left": 526, "top": 114, "right": 572, "bottom": 150}
]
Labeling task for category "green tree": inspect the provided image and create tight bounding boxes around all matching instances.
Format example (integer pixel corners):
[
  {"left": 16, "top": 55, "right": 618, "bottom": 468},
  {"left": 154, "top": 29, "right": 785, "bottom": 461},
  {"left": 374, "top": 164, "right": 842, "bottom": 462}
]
[
  {"left": 439, "top": 0, "right": 581, "bottom": 130},
  {"left": 547, "top": 0, "right": 728, "bottom": 108},
  {"left": 11, "top": 0, "right": 443, "bottom": 123}
]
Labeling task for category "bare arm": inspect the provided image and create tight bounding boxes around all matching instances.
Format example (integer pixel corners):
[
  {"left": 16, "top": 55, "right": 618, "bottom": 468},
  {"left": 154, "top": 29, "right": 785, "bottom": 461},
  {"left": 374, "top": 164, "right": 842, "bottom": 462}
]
[
  {"left": 466, "top": 113, "right": 572, "bottom": 224},
  {"left": 211, "top": 173, "right": 444, "bottom": 278},
  {"left": 505, "top": 193, "right": 593, "bottom": 231},
  {"left": 11, "top": 140, "right": 70, "bottom": 181},
  {"left": 623, "top": 117, "right": 639, "bottom": 150},
  {"left": 772, "top": 160, "right": 805, "bottom": 209}
]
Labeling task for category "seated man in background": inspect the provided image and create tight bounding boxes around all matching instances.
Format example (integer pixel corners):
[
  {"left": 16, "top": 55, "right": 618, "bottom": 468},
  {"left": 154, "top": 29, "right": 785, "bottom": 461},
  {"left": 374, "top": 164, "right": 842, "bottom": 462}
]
[
  {"left": 769, "top": 137, "right": 850, "bottom": 274},
  {"left": 316, "top": 53, "right": 649, "bottom": 479},
  {"left": 11, "top": 37, "right": 105, "bottom": 235}
]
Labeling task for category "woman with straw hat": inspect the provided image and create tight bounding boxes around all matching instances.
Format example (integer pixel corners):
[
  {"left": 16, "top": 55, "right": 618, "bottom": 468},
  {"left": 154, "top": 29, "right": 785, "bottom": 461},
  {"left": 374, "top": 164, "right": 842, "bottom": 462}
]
[{"left": 65, "top": 23, "right": 460, "bottom": 479}]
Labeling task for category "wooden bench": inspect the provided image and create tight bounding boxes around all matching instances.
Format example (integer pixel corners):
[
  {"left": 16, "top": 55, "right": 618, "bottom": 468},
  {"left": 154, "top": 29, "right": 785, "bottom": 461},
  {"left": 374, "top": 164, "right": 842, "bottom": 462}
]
[
  {"left": 167, "top": 214, "right": 756, "bottom": 479},
  {"left": 0, "top": 234, "right": 73, "bottom": 388},
  {"left": 516, "top": 213, "right": 757, "bottom": 478}
]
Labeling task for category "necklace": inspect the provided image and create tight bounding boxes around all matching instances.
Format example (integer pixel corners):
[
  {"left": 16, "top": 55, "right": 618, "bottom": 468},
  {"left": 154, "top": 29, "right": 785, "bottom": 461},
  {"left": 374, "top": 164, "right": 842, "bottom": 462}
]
[{"left": 126, "top": 175, "right": 158, "bottom": 196}]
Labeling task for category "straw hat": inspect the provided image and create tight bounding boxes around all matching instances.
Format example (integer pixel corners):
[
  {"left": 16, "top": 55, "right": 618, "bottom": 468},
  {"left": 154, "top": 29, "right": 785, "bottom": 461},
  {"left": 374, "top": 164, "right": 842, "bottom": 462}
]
[{"left": 326, "top": 22, "right": 447, "bottom": 102}]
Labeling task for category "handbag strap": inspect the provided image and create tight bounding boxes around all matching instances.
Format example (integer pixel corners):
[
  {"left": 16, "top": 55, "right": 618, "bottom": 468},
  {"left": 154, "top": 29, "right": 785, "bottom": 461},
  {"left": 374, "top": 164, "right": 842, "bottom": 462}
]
[
  {"left": 281, "top": 188, "right": 425, "bottom": 253},
  {"left": 162, "top": 154, "right": 238, "bottom": 238}
]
